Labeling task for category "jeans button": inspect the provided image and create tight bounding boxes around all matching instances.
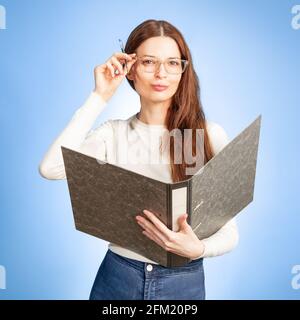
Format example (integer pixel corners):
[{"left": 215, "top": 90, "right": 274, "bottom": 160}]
[{"left": 146, "top": 264, "right": 153, "bottom": 272}]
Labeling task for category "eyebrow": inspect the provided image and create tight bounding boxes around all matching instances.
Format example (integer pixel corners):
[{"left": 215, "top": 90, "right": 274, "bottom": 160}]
[{"left": 142, "top": 55, "right": 181, "bottom": 59}]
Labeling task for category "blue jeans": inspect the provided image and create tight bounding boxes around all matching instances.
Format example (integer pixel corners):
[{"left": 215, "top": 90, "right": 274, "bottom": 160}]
[{"left": 89, "top": 249, "right": 205, "bottom": 300}]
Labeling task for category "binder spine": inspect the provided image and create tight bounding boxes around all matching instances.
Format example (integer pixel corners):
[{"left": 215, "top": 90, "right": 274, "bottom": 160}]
[
  {"left": 166, "top": 184, "right": 172, "bottom": 231},
  {"left": 187, "top": 179, "right": 192, "bottom": 225},
  {"left": 166, "top": 183, "right": 172, "bottom": 268},
  {"left": 167, "top": 180, "right": 191, "bottom": 267}
]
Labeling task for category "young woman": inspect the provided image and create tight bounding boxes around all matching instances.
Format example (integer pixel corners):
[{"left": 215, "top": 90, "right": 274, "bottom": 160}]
[{"left": 39, "top": 19, "right": 239, "bottom": 300}]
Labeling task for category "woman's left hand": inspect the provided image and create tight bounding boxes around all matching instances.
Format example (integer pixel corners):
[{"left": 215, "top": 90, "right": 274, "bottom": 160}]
[{"left": 135, "top": 210, "right": 205, "bottom": 260}]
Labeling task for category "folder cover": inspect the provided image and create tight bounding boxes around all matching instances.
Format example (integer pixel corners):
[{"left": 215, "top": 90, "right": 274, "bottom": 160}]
[{"left": 61, "top": 115, "right": 261, "bottom": 267}]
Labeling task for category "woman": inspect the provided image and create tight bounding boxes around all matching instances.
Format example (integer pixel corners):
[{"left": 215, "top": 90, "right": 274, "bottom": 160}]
[{"left": 39, "top": 19, "right": 239, "bottom": 300}]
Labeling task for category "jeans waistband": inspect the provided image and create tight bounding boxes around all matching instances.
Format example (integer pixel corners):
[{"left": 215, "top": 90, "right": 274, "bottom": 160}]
[{"left": 107, "top": 249, "right": 204, "bottom": 274}]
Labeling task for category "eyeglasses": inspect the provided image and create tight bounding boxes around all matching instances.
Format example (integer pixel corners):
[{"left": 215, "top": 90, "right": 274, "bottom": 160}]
[{"left": 135, "top": 56, "right": 189, "bottom": 75}]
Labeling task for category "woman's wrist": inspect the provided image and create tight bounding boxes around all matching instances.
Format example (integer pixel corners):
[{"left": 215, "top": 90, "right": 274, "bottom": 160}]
[
  {"left": 191, "top": 241, "right": 205, "bottom": 260},
  {"left": 93, "top": 89, "right": 110, "bottom": 103},
  {"left": 93, "top": 89, "right": 104, "bottom": 99},
  {"left": 90, "top": 90, "right": 109, "bottom": 108}
]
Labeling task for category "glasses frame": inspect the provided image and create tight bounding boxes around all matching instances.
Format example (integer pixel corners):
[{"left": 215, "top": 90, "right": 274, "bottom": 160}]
[{"left": 135, "top": 56, "right": 189, "bottom": 75}]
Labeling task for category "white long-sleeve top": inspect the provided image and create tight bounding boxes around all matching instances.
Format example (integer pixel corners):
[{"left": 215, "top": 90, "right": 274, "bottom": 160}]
[{"left": 39, "top": 91, "right": 239, "bottom": 264}]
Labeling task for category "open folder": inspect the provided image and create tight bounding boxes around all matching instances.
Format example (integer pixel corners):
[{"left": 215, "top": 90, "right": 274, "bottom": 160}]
[{"left": 61, "top": 115, "right": 261, "bottom": 267}]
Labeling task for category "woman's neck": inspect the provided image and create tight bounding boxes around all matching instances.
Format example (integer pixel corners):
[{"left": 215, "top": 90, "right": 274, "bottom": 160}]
[{"left": 137, "top": 98, "right": 171, "bottom": 126}]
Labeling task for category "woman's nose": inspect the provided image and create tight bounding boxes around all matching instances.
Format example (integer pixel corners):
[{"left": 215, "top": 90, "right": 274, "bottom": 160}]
[{"left": 154, "top": 62, "right": 167, "bottom": 77}]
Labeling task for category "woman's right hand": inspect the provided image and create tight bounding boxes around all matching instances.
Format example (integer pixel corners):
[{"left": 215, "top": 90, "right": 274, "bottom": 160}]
[{"left": 93, "top": 52, "right": 137, "bottom": 102}]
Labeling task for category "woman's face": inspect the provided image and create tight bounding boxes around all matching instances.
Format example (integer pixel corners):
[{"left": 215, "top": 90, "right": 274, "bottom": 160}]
[{"left": 127, "top": 36, "right": 183, "bottom": 105}]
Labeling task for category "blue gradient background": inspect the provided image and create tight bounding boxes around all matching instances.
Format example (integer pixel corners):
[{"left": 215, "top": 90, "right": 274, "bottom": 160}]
[{"left": 0, "top": 0, "right": 299, "bottom": 300}]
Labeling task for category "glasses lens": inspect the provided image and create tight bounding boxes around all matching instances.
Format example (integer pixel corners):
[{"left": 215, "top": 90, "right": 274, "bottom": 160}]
[
  {"left": 140, "top": 58, "right": 157, "bottom": 73},
  {"left": 165, "top": 59, "right": 184, "bottom": 74},
  {"left": 140, "top": 58, "right": 187, "bottom": 74}
]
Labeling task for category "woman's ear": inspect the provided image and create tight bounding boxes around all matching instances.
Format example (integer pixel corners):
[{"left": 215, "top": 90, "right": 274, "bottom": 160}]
[
  {"left": 126, "top": 72, "right": 133, "bottom": 80},
  {"left": 126, "top": 61, "right": 137, "bottom": 81},
  {"left": 126, "top": 71, "right": 135, "bottom": 81}
]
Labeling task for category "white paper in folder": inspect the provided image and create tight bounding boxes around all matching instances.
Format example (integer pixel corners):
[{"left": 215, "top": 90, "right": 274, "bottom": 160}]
[{"left": 172, "top": 187, "right": 188, "bottom": 232}]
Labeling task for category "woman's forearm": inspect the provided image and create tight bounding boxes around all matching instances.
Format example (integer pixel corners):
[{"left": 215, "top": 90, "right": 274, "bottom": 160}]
[{"left": 38, "top": 91, "right": 107, "bottom": 180}]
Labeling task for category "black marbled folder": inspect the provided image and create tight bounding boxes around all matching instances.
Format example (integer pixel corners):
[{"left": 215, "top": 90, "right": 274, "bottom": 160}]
[{"left": 61, "top": 115, "right": 261, "bottom": 267}]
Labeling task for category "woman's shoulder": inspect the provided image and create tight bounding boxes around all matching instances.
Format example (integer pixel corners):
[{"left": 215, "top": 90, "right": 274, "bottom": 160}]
[
  {"left": 105, "top": 115, "right": 135, "bottom": 129},
  {"left": 107, "top": 114, "right": 140, "bottom": 131},
  {"left": 205, "top": 119, "right": 230, "bottom": 155},
  {"left": 93, "top": 115, "right": 134, "bottom": 135}
]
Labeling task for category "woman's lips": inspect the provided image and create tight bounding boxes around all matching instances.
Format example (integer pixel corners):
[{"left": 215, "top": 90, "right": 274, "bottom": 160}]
[{"left": 151, "top": 85, "right": 168, "bottom": 92}]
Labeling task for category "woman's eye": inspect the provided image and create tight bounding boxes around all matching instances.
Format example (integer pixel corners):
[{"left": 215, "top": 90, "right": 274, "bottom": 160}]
[
  {"left": 169, "top": 60, "right": 179, "bottom": 66},
  {"left": 143, "top": 59, "right": 155, "bottom": 64}
]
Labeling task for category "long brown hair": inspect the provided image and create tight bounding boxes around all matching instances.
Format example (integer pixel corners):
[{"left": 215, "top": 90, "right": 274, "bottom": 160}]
[{"left": 125, "top": 19, "right": 214, "bottom": 183}]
